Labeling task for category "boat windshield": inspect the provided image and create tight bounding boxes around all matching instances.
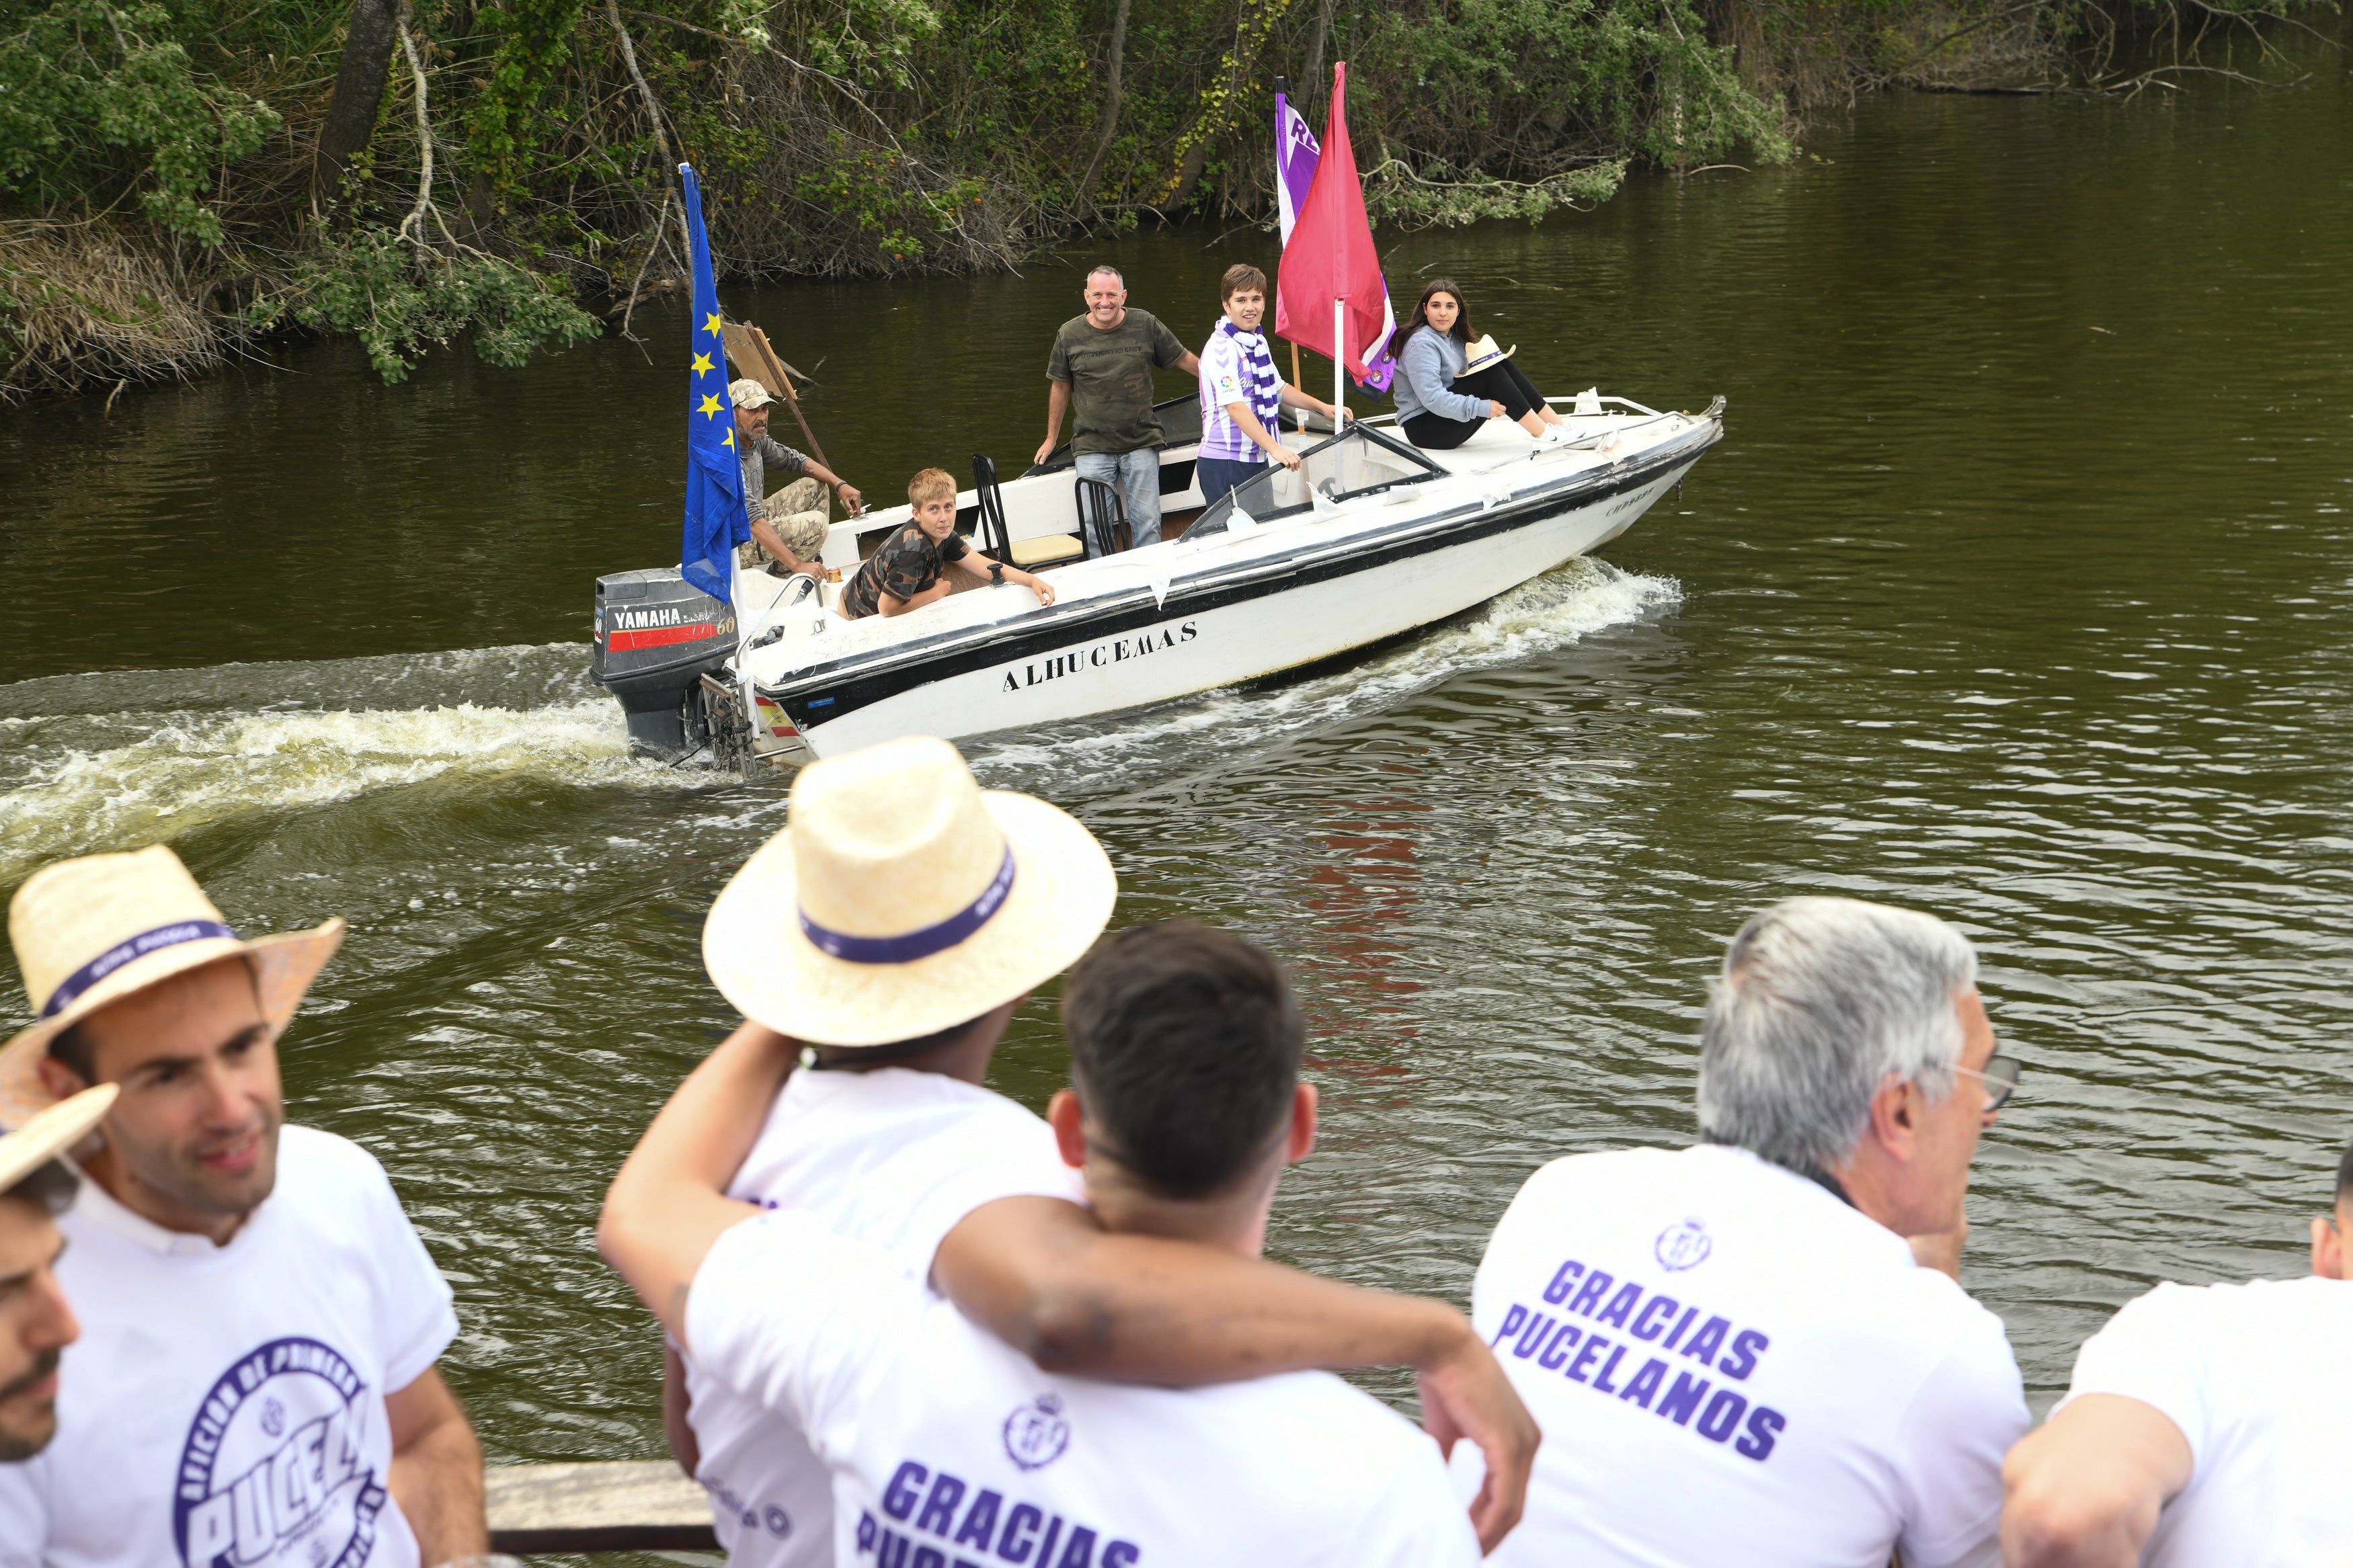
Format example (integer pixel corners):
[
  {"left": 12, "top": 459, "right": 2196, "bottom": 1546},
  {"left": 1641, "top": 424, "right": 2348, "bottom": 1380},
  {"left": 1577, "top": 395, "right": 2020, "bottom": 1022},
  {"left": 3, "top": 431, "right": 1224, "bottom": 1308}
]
[{"left": 1180, "top": 424, "right": 1445, "bottom": 541}]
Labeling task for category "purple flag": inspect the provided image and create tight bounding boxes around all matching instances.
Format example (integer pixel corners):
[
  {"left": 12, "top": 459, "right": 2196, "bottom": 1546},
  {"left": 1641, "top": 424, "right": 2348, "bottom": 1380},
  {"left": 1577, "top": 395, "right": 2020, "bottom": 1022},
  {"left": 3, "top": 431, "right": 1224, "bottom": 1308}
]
[{"left": 1275, "top": 85, "right": 1319, "bottom": 247}]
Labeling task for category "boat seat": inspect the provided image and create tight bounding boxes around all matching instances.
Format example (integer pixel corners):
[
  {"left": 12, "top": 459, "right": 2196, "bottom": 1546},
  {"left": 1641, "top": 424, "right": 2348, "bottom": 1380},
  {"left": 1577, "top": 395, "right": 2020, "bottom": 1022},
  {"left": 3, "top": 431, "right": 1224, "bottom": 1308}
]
[{"left": 1009, "top": 533, "right": 1086, "bottom": 569}]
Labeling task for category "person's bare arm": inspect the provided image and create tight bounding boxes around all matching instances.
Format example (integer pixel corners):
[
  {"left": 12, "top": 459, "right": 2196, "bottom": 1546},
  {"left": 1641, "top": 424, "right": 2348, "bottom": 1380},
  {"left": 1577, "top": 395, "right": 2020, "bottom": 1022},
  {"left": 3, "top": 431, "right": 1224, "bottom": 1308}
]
[
  {"left": 1036, "top": 380, "right": 1072, "bottom": 465},
  {"left": 662, "top": 1344, "right": 701, "bottom": 1475},
  {"left": 385, "top": 1366, "right": 487, "bottom": 1566},
  {"left": 598, "top": 1022, "right": 797, "bottom": 1344},
  {"left": 1173, "top": 350, "right": 1201, "bottom": 376},
  {"left": 2001, "top": 1394, "right": 2194, "bottom": 1568},
  {"left": 1276, "top": 383, "right": 1347, "bottom": 423},
  {"left": 878, "top": 581, "right": 953, "bottom": 617},
  {"left": 1226, "top": 402, "right": 1301, "bottom": 470},
  {"left": 954, "top": 550, "right": 1058, "bottom": 606},
  {"left": 934, "top": 1197, "right": 1538, "bottom": 1552}
]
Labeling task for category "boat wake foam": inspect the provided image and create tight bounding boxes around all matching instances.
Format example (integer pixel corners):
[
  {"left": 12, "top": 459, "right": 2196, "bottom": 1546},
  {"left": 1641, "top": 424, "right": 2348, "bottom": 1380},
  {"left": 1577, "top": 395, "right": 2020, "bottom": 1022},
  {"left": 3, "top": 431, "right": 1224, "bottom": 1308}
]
[
  {"left": 0, "top": 645, "right": 693, "bottom": 882},
  {"left": 973, "top": 556, "right": 1680, "bottom": 799}
]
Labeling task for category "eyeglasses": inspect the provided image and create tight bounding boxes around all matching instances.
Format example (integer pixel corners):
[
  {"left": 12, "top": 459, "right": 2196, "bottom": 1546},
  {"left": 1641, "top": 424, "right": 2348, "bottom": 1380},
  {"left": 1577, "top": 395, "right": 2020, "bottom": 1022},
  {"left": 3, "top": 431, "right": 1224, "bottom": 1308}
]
[{"left": 1951, "top": 1054, "right": 2022, "bottom": 1113}]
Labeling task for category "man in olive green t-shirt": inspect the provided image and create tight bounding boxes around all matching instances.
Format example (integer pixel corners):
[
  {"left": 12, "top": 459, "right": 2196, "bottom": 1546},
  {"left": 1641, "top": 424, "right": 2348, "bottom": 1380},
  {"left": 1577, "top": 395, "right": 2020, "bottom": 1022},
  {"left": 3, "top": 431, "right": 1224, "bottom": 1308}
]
[{"left": 1036, "top": 265, "right": 1201, "bottom": 548}]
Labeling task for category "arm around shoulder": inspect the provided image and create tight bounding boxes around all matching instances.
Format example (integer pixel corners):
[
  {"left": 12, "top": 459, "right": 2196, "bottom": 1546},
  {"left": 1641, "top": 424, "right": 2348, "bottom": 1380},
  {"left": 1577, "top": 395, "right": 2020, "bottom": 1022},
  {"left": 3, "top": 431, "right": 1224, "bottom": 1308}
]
[{"left": 2001, "top": 1395, "right": 2193, "bottom": 1568}]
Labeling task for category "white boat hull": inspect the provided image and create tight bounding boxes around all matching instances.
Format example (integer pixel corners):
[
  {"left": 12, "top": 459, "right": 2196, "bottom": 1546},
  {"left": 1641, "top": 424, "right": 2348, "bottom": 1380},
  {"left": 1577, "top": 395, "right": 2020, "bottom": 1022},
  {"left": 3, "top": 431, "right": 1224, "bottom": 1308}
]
[{"left": 751, "top": 405, "right": 1718, "bottom": 760}]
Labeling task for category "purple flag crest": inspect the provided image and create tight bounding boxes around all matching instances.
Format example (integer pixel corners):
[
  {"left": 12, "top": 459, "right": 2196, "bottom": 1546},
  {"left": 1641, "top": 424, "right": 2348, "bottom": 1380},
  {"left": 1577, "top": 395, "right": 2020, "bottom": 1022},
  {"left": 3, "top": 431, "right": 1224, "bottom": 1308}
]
[{"left": 1275, "top": 91, "right": 1319, "bottom": 248}]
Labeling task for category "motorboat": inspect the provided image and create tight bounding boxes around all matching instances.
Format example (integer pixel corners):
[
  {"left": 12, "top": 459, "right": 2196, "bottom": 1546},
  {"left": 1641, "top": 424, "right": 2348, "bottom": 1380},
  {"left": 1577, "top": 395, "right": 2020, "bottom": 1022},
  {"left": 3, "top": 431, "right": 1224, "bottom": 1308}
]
[{"left": 590, "top": 392, "right": 1724, "bottom": 768}]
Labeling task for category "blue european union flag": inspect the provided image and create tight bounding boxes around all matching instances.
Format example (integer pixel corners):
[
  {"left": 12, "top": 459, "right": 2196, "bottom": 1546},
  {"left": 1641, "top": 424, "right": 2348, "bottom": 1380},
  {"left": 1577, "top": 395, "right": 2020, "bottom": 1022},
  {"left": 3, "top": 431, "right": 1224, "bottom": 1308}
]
[{"left": 679, "top": 163, "right": 747, "bottom": 604}]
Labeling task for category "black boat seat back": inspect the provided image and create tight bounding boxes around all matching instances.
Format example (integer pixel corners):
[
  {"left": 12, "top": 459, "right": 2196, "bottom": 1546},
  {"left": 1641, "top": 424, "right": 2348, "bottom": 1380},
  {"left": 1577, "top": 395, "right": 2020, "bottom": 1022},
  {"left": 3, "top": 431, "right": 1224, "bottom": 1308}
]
[
  {"left": 1074, "top": 477, "right": 1133, "bottom": 558},
  {"left": 973, "top": 454, "right": 1085, "bottom": 569}
]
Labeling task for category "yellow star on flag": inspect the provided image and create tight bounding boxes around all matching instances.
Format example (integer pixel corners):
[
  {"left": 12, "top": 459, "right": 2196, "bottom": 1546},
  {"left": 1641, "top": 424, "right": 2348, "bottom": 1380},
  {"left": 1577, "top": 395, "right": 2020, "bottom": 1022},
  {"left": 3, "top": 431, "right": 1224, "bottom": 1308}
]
[
  {"left": 691, "top": 352, "right": 714, "bottom": 374},
  {"left": 722, "top": 429, "right": 735, "bottom": 447},
  {"left": 699, "top": 394, "right": 724, "bottom": 418},
  {"left": 704, "top": 313, "right": 723, "bottom": 337}
]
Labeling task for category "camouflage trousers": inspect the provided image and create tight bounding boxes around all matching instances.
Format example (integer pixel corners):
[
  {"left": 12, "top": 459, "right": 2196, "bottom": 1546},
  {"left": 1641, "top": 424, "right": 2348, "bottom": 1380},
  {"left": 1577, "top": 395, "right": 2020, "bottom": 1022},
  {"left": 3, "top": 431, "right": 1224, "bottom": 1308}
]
[{"left": 739, "top": 477, "right": 830, "bottom": 573}]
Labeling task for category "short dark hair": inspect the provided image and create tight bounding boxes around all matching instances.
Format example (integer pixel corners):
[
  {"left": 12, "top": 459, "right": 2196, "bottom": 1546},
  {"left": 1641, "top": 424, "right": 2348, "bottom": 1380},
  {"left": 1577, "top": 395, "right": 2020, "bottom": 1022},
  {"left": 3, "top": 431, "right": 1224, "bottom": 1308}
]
[
  {"left": 1, "top": 1159, "right": 79, "bottom": 1217},
  {"left": 46, "top": 1022, "right": 93, "bottom": 1084},
  {"left": 1062, "top": 921, "right": 1304, "bottom": 1199},
  {"left": 1220, "top": 263, "right": 1269, "bottom": 305}
]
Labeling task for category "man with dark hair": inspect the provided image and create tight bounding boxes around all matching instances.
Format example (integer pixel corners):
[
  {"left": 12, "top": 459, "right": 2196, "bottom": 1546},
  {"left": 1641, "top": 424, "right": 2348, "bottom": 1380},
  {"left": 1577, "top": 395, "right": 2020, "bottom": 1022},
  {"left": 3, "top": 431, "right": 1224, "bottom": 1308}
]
[
  {"left": 2001, "top": 1135, "right": 2353, "bottom": 1566},
  {"left": 0, "top": 1086, "right": 112, "bottom": 1464},
  {"left": 604, "top": 914, "right": 1503, "bottom": 1566},
  {"left": 1194, "top": 261, "right": 1346, "bottom": 506},
  {"left": 1036, "top": 265, "right": 1199, "bottom": 548},
  {"left": 623, "top": 738, "right": 1532, "bottom": 1568},
  {"left": 0, "top": 845, "right": 489, "bottom": 1568}
]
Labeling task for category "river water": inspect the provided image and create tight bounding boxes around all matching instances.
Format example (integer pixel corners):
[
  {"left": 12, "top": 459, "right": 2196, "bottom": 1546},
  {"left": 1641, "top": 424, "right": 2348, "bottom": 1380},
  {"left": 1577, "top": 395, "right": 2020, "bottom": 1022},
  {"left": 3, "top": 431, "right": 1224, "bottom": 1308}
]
[{"left": 3, "top": 33, "right": 2350, "bottom": 1511}]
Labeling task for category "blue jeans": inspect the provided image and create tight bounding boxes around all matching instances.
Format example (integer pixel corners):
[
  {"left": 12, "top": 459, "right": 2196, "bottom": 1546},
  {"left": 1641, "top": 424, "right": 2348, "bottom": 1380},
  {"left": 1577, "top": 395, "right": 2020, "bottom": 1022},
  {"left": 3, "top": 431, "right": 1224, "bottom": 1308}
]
[
  {"left": 1195, "top": 456, "right": 1263, "bottom": 507},
  {"left": 1074, "top": 448, "right": 1163, "bottom": 549}
]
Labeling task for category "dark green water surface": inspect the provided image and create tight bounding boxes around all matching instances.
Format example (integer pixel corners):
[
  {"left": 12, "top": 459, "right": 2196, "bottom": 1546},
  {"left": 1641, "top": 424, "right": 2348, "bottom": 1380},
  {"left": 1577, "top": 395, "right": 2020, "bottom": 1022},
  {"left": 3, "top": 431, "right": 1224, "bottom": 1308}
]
[{"left": 4, "top": 42, "right": 2352, "bottom": 1500}]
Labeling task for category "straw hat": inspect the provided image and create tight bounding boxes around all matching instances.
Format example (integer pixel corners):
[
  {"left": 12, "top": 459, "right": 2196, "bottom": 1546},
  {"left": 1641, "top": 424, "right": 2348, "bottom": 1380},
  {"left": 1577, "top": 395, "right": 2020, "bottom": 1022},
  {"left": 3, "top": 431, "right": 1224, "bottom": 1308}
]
[
  {"left": 728, "top": 378, "right": 776, "bottom": 410},
  {"left": 0, "top": 846, "right": 344, "bottom": 1128},
  {"left": 0, "top": 1085, "right": 116, "bottom": 1200},
  {"left": 704, "top": 736, "right": 1116, "bottom": 1046},
  {"left": 1463, "top": 334, "right": 1516, "bottom": 374}
]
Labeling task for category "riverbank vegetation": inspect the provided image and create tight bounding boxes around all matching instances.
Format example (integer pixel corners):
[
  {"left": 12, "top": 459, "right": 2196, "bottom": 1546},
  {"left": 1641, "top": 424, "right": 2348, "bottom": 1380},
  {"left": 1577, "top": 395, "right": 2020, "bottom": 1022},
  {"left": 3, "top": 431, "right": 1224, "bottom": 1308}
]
[{"left": 0, "top": 0, "right": 2328, "bottom": 398}]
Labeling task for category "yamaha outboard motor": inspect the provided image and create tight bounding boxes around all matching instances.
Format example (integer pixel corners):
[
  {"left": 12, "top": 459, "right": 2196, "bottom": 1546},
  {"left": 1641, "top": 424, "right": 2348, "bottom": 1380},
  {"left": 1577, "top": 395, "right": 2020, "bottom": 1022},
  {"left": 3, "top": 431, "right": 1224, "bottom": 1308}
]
[{"left": 590, "top": 569, "right": 737, "bottom": 757}]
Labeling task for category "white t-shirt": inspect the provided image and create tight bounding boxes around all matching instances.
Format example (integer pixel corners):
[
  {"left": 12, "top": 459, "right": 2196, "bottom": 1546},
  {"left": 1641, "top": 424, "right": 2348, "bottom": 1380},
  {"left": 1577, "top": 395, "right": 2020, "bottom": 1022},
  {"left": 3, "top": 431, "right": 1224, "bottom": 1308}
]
[
  {"left": 690, "top": 1208, "right": 1482, "bottom": 1568},
  {"left": 0, "top": 1124, "right": 458, "bottom": 1568},
  {"left": 681, "top": 1067, "right": 1086, "bottom": 1568},
  {"left": 2059, "top": 1274, "right": 2353, "bottom": 1567},
  {"left": 1458, "top": 1143, "right": 2028, "bottom": 1568}
]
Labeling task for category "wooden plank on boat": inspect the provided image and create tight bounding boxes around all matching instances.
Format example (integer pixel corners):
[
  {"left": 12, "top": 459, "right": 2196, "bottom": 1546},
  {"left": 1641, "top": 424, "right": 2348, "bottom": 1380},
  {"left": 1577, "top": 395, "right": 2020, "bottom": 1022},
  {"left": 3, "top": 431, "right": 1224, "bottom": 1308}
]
[{"left": 485, "top": 1460, "right": 717, "bottom": 1555}]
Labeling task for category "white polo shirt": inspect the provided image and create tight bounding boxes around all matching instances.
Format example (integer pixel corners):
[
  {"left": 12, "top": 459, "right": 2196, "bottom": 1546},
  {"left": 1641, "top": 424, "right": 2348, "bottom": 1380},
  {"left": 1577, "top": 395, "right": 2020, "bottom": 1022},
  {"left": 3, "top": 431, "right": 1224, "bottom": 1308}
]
[
  {"left": 1458, "top": 1143, "right": 2028, "bottom": 1568},
  {"left": 0, "top": 1124, "right": 458, "bottom": 1568},
  {"left": 2057, "top": 1274, "right": 2353, "bottom": 1566},
  {"left": 680, "top": 1067, "right": 1086, "bottom": 1568},
  {"left": 689, "top": 1208, "right": 1481, "bottom": 1568}
]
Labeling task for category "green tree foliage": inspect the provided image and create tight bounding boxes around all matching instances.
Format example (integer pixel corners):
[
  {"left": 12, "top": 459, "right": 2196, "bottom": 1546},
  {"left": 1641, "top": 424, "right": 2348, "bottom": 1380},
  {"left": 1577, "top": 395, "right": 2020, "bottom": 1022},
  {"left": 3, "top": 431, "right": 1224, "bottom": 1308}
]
[
  {"left": 0, "top": 0, "right": 277, "bottom": 243},
  {"left": 0, "top": 0, "right": 2311, "bottom": 395}
]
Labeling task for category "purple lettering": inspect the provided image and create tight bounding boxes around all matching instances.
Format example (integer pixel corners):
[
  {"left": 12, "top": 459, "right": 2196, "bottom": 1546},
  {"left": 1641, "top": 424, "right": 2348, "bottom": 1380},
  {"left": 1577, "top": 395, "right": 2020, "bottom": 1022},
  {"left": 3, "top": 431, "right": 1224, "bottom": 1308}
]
[
  {"left": 1630, "top": 1295, "right": 1681, "bottom": 1342},
  {"left": 884, "top": 1463, "right": 927, "bottom": 1522},
  {"left": 1657, "top": 1372, "right": 1710, "bottom": 1426},
  {"left": 1680, "top": 1316, "right": 1731, "bottom": 1367},
  {"left": 1567, "top": 1271, "right": 1614, "bottom": 1316},
  {"left": 1737, "top": 1406, "right": 1787, "bottom": 1462},
  {"left": 1593, "top": 1345, "right": 1628, "bottom": 1395},
  {"left": 1537, "top": 1323, "right": 1579, "bottom": 1371},
  {"left": 916, "top": 1549, "right": 947, "bottom": 1568},
  {"left": 1542, "top": 1260, "right": 1585, "bottom": 1305},
  {"left": 1696, "top": 1390, "right": 1749, "bottom": 1443},
  {"left": 1035, "top": 1518, "right": 1064, "bottom": 1568},
  {"left": 998, "top": 1503, "right": 1043, "bottom": 1564},
  {"left": 1718, "top": 1329, "right": 1769, "bottom": 1380},
  {"left": 954, "top": 1491, "right": 1003, "bottom": 1549},
  {"left": 1513, "top": 1313, "right": 1557, "bottom": 1360},
  {"left": 1103, "top": 1545, "right": 1142, "bottom": 1568},
  {"left": 916, "top": 1474, "right": 967, "bottom": 1536},
  {"left": 1053, "top": 1526, "right": 1098, "bottom": 1568},
  {"left": 1619, "top": 1358, "right": 1668, "bottom": 1409},
  {"left": 1662, "top": 1306, "right": 1700, "bottom": 1350},
  {"left": 879, "top": 1531, "right": 912, "bottom": 1568},
  {"left": 1595, "top": 1283, "right": 1642, "bottom": 1329},
  {"left": 1491, "top": 1303, "right": 1527, "bottom": 1349},
  {"left": 1565, "top": 1336, "right": 1607, "bottom": 1385}
]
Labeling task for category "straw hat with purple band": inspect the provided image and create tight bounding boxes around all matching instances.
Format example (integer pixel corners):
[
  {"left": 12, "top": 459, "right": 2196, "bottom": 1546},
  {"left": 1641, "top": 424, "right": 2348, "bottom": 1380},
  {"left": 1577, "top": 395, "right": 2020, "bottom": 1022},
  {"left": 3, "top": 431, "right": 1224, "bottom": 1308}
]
[
  {"left": 0, "top": 1085, "right": 116, "bottom": 1199},
  {"left": 0, "top": 846, "right": 345, "bottom": 1128},
  {"left": 1462, "top": 333, "right": 1516, "bottom": 375},
  {"left": 703, "top": 736, "right": 1116, "bottom": 1046}
]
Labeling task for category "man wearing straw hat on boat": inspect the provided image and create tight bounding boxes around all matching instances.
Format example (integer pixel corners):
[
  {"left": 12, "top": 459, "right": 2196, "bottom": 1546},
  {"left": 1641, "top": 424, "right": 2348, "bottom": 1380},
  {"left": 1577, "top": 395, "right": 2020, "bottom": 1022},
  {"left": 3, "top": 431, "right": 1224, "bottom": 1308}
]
[
  {"left": 603, "top": 737, "right": 1536, "bottom": 1567},
  {"left": 0, "top": 845, "right": 492, "bottom": 1568},
  {"left": 0, "top": 1084, "right": 114, "bottom": 1464}
]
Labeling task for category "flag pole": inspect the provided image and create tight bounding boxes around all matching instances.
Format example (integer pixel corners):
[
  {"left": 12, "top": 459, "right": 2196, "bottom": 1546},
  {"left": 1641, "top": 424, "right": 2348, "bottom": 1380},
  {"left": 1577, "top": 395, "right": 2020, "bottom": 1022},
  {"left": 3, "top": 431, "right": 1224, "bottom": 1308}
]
[
  {"left": 1291, "top": 343, "right": 1306, "bottom": 431},
  {"left": 1333, "top": 298, "right": 1345, "bottom": 432}
]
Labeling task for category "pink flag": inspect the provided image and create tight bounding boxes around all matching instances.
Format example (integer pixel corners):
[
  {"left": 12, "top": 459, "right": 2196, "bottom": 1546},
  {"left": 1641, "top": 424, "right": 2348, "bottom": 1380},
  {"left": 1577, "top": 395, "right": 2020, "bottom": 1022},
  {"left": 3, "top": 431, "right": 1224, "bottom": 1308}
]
[{"left": 1274, "top": 65, "right": 1396, "bottom": 390}]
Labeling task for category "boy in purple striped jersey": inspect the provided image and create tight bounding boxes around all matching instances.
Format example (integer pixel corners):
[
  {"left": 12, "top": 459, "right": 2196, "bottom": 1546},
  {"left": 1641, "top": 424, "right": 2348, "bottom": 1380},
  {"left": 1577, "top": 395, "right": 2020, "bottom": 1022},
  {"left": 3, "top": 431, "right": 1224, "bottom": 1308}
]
[{"left": 1195, "top": 264, "right": 1349, "bottom": 506}]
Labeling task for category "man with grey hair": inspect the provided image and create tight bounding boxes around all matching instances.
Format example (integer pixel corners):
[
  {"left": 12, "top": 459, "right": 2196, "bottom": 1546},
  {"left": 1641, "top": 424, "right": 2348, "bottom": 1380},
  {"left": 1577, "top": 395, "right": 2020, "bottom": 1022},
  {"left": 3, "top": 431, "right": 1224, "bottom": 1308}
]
[
  {"left": 1036, "top": 265, "right": 1198, "bottom": 548},
  {"left": 1458, "top": 896, "right": 2030, "bottom": 1568}
]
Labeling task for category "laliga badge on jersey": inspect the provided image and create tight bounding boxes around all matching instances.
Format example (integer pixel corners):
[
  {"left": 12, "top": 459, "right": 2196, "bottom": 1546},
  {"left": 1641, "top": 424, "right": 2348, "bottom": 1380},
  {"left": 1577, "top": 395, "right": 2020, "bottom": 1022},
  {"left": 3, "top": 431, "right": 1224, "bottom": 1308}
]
[
  {"left": 1002, "top": 1393, "right": 1072, "bottom": 1472},
  {"left": 1655, "top": 1217, "right": 1713, "bottom": 1273}
]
